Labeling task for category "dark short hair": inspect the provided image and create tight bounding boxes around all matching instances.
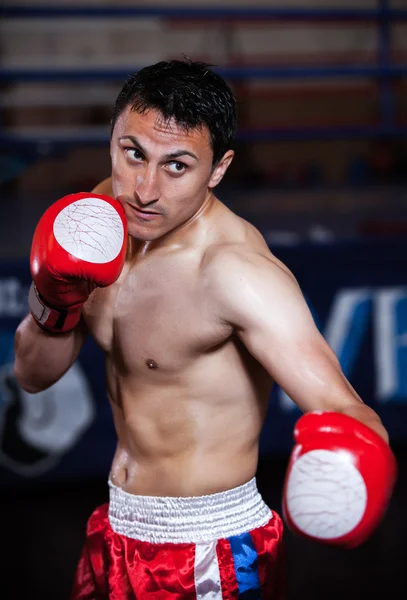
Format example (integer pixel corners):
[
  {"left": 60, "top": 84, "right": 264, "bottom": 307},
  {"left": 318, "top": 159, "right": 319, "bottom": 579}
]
[{"left": 111, "top": 59, "right": 237, "bottom": 166}]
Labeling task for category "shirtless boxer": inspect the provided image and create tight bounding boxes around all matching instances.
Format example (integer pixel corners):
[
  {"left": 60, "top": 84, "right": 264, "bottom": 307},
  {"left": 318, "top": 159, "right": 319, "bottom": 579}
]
[{"left": 14, "top": 60, "right": 396, "bottom": 599}]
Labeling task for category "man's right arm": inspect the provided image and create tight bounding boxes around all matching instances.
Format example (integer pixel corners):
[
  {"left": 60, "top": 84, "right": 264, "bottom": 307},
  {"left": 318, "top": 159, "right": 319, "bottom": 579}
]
[
  {"left": 13, "top": 183, "right": 126, "bottom": 394},
  {"left": 14, "top": 314, "right": 88, "bottom": 394}
]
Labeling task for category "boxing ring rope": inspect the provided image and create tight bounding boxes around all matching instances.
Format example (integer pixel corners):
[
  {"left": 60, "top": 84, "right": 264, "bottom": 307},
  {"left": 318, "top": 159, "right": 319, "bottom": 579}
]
[
  {"left": 0, "top": 2, "right": 406, "bottom": 147},
  {"left": 1, "top": 6, "right": 407, "bottom": 20},
  {"left": 1, "top": 65, "right": 406, "bottom": 82}
]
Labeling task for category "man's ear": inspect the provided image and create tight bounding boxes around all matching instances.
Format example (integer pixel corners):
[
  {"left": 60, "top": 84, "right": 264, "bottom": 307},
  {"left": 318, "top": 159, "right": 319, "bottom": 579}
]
[{"left": 208, "top": 150, "right": 235, "bottom": 189}]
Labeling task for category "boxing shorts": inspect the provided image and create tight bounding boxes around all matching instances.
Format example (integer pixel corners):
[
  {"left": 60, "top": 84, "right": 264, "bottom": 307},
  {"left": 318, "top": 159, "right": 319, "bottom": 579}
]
[{"left": 71, "top": 477, "right": 285, "bottom": 599}]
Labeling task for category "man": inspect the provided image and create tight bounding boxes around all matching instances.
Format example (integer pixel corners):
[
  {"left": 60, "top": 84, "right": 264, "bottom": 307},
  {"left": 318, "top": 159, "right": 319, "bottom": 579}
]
[{"left": 14, "top": 60, "right": 396, "bottom": 599}]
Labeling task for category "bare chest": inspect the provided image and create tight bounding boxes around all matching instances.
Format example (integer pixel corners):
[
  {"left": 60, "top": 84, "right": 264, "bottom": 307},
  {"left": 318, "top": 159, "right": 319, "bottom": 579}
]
[{"left": 87, "top": 255, "right": 229, "bottom": 374}]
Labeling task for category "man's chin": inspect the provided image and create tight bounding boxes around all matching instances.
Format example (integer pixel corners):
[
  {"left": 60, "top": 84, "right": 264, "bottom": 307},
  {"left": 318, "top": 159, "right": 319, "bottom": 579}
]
[{"left": 128, "top": 226, "right": 164, "bottom": 242}]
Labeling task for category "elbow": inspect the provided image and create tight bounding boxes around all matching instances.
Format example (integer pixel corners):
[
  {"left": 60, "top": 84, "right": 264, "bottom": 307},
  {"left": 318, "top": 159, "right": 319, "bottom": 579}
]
[
  {"left": 13, "top": 363, "right": 48, "bottom": 395},
  {"left": 18, "top": 381, "right": 45, "bottom": 395}
]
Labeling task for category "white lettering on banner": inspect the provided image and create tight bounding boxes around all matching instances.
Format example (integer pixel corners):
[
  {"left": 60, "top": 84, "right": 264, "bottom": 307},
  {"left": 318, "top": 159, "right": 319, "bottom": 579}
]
[
  {"left": 324, "top": 289, "right": 371, "bottom": 367},
  {"left": 0, "top": 278, "right": 29, "bottom": 318},
  {"left": 278, "top": 287, "right": 407, "bottom": 410},
  {"left": 374, "top": 289, "right": 407, "bottom": 402}
]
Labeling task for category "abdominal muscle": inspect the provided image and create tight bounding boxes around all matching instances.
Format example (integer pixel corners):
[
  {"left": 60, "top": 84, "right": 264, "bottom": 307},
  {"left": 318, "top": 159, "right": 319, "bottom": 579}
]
[{"left": 107, "top": 354, "right": 271, "bottom": 498}]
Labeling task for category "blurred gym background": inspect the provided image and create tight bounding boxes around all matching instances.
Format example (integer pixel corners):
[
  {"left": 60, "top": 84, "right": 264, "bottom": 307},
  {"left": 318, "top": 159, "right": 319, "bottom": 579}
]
[{"left": 0, "top": 1, "right": 406, "bottom": 599}]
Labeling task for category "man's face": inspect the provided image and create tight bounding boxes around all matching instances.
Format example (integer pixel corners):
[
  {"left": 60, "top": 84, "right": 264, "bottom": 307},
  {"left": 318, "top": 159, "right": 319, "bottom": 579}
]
[{"left": 111, "top": 107, "right": 229, "bottom": 241}]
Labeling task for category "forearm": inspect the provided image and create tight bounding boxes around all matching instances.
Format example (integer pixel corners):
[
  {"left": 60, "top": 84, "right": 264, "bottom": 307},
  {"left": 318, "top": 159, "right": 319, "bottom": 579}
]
[{"left": 14, "top": 313, "right": 87, "bottom": 393}]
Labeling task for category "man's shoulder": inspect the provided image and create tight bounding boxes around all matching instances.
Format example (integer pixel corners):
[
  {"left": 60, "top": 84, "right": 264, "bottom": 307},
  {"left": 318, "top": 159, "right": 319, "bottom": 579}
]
[
  {"left": 201, "top": 230, "right": 292, "bottom": 293},
  {"left": 199, "top": 237, "right": 297, "bottom": 324},
  {"left": 91, "top": 177, "right": 113, "bottom": 196},
  {"left": 204, "top": 208, "right": 268, "bottom": 262}
]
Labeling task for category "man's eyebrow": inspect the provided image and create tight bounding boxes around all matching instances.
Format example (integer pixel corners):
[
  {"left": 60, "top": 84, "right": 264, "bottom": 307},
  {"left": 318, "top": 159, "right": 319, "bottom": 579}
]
[
  {"left": 119, "top": 135, "right": 146, "bottom": 153},
  {"left": 119, "top": 135, "right": 198, "bottom": 162},
  {"left": 163, "top": 149, "right": 199, "bottom": 161}
]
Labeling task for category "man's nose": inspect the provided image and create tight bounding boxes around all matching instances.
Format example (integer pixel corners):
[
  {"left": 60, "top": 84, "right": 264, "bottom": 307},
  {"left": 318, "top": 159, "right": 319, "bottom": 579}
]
[{"left": 134, "top": 166, "right": 160, "bottom": 205}]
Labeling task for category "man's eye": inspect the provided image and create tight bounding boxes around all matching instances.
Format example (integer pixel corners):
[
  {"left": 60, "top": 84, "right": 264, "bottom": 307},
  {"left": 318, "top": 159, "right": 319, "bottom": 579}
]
[
  {"left": 126, "top": 148, "right": 143, "bottom": 161},
  {"left": 167, "top": 161, "right": 186, "bottom": 174}
]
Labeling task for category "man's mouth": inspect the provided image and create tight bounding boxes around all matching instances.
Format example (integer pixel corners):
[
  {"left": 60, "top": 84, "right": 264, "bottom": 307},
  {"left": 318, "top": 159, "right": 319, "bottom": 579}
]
[{"left": 129, "top": 205, "right": 161, "bottom": 220}]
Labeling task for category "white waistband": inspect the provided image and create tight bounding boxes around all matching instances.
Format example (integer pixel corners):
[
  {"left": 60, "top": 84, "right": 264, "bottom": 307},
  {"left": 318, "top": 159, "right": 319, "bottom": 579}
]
[{"left": 108, "top": 477, "right": 272, "bottom": 544}]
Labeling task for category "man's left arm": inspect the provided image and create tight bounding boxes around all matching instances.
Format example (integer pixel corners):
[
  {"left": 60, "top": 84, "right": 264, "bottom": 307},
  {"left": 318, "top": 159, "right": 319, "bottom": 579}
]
[
  {"left": 208, "top": 247, "right": 397, "bottom": 547},
  {"left": 210, "top": 247, "right": 387, "bottom": 438}
]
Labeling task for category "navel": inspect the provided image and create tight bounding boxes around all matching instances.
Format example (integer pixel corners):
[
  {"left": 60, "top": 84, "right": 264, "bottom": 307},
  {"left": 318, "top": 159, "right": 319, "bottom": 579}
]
[{"left": 146, "top": 358, "right": 158, "bottom": 369}]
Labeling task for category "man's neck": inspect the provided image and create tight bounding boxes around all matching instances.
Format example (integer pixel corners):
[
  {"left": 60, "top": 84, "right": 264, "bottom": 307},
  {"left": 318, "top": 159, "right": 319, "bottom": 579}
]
[{"left": 129, "top": 192, "right": 219, "bottom": 258}]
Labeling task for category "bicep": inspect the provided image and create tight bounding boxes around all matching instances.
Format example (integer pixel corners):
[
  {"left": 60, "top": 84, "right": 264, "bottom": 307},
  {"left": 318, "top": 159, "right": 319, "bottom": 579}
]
[
  {"left": 216, "top": 254, "right": 361, "bottom": 413},
  {"left": 240, "top": 319, "right": 359, "bottom": 413}
]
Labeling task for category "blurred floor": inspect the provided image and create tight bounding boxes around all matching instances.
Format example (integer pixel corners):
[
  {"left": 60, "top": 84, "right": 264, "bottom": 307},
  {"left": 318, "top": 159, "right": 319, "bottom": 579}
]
[{"left": 2, "top": 448, "right": 407, "bottom": 600}]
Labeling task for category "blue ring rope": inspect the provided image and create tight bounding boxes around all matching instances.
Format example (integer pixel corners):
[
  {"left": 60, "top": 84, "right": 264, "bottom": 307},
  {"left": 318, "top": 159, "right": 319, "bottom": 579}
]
[
  {"left": 2, "top": 125, "right": 407, "bottom": 148},
  {"left": 1, "top": 6, "right": 407, "bottom": 20},
  {"left": 1, "top": 65, "right": 406, "bottom": 83}
]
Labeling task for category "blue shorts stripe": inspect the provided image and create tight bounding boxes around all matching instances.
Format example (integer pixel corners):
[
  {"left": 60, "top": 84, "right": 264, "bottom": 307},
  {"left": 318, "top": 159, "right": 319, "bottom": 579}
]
[{"left": 228, "top": 531, "right": 261, "bottom": 599}]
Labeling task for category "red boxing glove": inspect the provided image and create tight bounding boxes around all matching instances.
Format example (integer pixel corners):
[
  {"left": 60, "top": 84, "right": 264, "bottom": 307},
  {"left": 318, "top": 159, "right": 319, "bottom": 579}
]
[
  {"left": 29, "top": 192, "right": 128, "bottom": 333},
  {"left": 282, "top": 411, "right": 397, "bottom": 548}
]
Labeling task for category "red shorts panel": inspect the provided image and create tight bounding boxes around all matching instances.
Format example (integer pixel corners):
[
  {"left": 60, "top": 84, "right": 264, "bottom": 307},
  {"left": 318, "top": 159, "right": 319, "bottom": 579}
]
[{"left": 71, "top": 502, "right": 285, "bottom": 599}]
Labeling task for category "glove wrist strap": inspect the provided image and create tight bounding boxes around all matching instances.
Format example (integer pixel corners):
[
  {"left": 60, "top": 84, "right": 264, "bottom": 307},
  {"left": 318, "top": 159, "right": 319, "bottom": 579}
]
[{"left": 28, "top": 282, "right": 81, "bottom": 333}]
